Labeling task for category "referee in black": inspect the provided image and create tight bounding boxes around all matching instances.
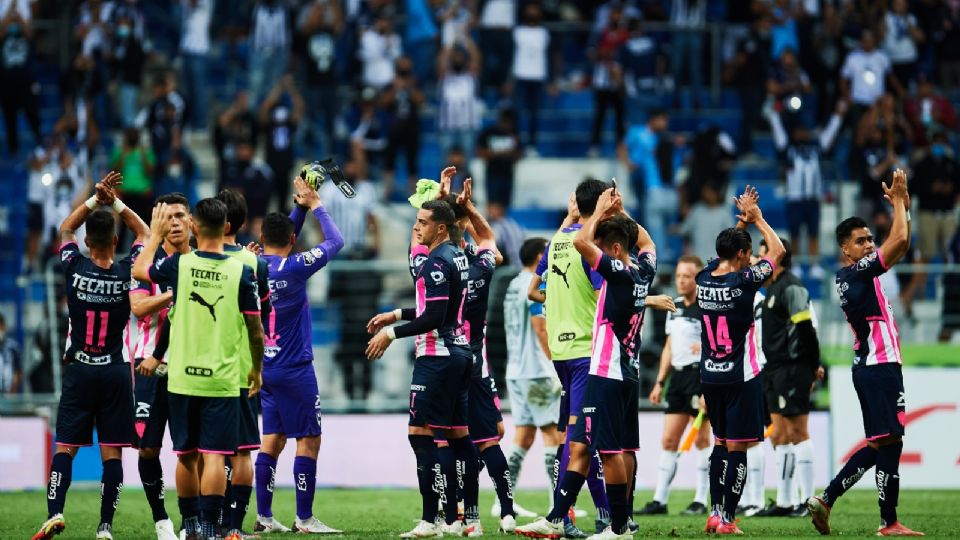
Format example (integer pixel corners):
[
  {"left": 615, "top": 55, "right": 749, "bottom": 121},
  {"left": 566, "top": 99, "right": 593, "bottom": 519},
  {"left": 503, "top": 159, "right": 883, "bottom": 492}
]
[{"left": 756, "top": 238, "right": 824, "bottom": 517}]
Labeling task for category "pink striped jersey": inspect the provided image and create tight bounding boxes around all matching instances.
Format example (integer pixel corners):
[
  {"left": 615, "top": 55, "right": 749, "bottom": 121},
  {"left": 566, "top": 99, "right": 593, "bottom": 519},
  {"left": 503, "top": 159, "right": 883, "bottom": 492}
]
[
  {"left": 129, "top": 245, "right": 177, "bottom": 361},
  {"left": 589, "top": 251, "right": 657, "bottom": 382},
  {"left": 409, "top": 242, "right": 470, "bottom": 357},
  {"left": 835, "top": 249, "right": 902, "bottom": 368},
  {"left": 695, "top": 257, "right": 774, "bottom": 384}
]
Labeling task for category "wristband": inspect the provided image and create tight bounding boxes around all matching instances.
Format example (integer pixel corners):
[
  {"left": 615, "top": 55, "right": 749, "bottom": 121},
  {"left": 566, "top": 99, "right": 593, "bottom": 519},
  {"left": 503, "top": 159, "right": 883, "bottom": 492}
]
[
  {"left": 386, "top": 327, "right": 396, "bottom": 340},
  {"left": 905, "top": 210, "right": 912, "bottom": 223},
  {"left": 84, "top": 196, "right": 98, "bottom": 210},
  {"left": 112, "top": 199, "right": 127, "bottom": 213},
  {"left": 392, "top": 308, "right": 403, "bottom": 321}
]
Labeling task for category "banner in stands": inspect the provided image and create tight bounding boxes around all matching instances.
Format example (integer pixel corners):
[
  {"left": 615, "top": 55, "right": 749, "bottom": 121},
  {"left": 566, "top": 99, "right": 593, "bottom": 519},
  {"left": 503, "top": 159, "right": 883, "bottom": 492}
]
[{"left": 830, "top": 366, "right": 960, "bottom": 489}]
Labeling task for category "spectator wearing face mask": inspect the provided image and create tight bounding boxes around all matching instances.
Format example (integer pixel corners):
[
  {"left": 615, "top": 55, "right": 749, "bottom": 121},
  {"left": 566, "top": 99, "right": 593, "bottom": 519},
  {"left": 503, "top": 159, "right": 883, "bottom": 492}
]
[
  {"left": 437, "top": 41, "right": 481, "bottom": 160},
  {"left": 259, "top": 74, "right": 304, "bottom": 212},
  {"left": 0, "top": 4, "right": 40, "bottom": 154},
  {"left": 110, "top": 8, "right": 146, "bottom": 128}
]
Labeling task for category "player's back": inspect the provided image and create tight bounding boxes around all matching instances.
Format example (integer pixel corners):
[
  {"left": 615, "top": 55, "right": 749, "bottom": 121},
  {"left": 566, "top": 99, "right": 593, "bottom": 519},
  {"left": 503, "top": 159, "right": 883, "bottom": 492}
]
[
  {"left": 262, "top": 250, "right": 316, "bottom": 369},
  {"left": 835, "top": 251, "right": 901, "bottom": 368},
  {"left": 695, "top": 257, "right": 773, "bottom": 384},
  {"left": 503, "top": 269, "right": 552, "bottom": 379},
  {"left": 463, "top": 243, "right": 497, "bottom": 347},
  {"left": 413, "top": 241, "right": 470, "bottom": 357}
]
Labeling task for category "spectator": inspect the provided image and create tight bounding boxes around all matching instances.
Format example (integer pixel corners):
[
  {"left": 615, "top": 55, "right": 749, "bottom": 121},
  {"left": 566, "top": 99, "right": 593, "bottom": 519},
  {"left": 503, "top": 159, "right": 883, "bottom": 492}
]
[
  {"left": 249, "top": 0, "right": 292, "bottom": 106},
  {"left": 593, "top": 0, "right": 641, "bottom": 34},
  {"left": 621, "top": 17, "right": 665, "bottom": 122},
  {"left": 155, "top": 147, "right": 199, "bottom": 206},
  {"left": 110, "top": 127, "right": 156, "bottom": 224},
  {"left": 25, "top": 136, "right": 54, "bottom": 272},
  {"left": 810, "top": 2, "right": 845, "bottom": 124},
  {"left": 487, "top": 200, "right": 525, "bottom": 268},
  {"left": 855, "top": 92, "right": 913, "bottom": 157},
  {"left": 381, "top": 56, "right": 425, "bottom": 199},
  {"left": 724, "top": 13, "right": 771, "bottom": 158},
  {"left": 179, "top": 0, "right": 212, "bottom": 130},
  {"left": 0, "top": 313, "right": 21, "bottom": 395},
  {"left": 348, "top": 87, "right": 389, "bottom": 188},
  {"left": 259, "top": 74, "right": 304, "bottom": 212},
  {"left": 770, "top": 0, "right": 800, "bottom": 60},
  {"left": 44, "top": 140, "right": 89, "bottom": 257},
  {"left": 477, "top": 0, "right": 515, "bottom": 95},
  {"left": 221, "top": 141, "right": 273, "bottom": 239},
  {"left": 881, "top": 0, "right": 924, "bottom": 88},
  {"left": 405, "top": 0, "right": 438, "bottom": 84},
  {"left": 437, "top": 41, "right": 482, "bottom": 160},
  {"left": 435, "top": 0, "right": 472, "bottom": 49},
  {"left": 139, "top": 75, "right": 183, "bottom": 182},
  {"left": 0, "top": 5, "right": 39, "bottom": 154},
  {"left": 941, "top": 222, "right": 960, "bottom": 341},
  {"left": 0, "top": 0, "right": 32, "bottom": 23},
  {"left": 319, "top": 158, "right": 380, "bottom": 259},
  {"left": 511, "top": 2, "right": 553, "bottom": 155},
  {"left": 669, "top": 0, "right": 706, "bottom": 108},
  {"left": 477, "top": 108, "right": 521, "bottom": 208},
  {"left": 619, "top": 108, "right": 678, "bottom": 261},
  {"left": 679, "top": 184, "right": 731, "bottom": 260},
  {"left": 109, "top": 7, "right": 146, "bottom": 128},
  {"left": 855, "top": 120, "right": 904, "bottom": 218},
  {"left": 588, "top": 7, "right": 627, "bottom": 156},
  {"left": 682, "top": 122, "right": 736, "bottom": 214},
  {"left": 297, "top": 0, "right": 343, "bottom": 155},
  {"left": 841, "top": 29, "right": 904, "bottom": 129},
  {"left": 213, "top": 89, "right": 258, "bottom": 192},
  {"left": 766, "top": 101, "right": 846, "bottom": 280},
  {"left": 936, "top": 2, "right": 960, "bottom": 90},
  {"left": 358, "top": 12, "right": 402, "bottom": 89},
  {"left": 444, "top": 145, "right": 471, "bottom": 194},
  {"left": 903, "top": 79, "right": 958, "bottom": 148},
  {"left": 767, "top": 48, "right": 812, "bottom": 121}
]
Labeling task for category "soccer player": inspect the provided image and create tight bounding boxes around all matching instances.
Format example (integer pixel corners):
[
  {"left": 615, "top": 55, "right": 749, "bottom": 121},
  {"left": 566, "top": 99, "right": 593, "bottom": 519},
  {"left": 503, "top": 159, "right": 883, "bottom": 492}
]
[
  {"left": 216, "top": 189, "right": 273, "bottom": 537},
  {"left": 516, "top": 188, "right": 671, "bottom": 539},
  {"left": 697, "top": 186, "right": 784, "bottom": 534},
  {"left": 33, "top": 173, "right": 149, "bottom": 540},
  {"left": 366, "top": 200, "right": 474, "bottom": 538},
  {"left": 254, "top": 178, "right": 345, "bottom": 534},
  {"left": 637, "top": 255, "right": 713, "bottom": 517},
  {"left": 754, "top": 238, "right": 823, "bottom": 518},
  {"left": 527, "top": 179, "right": 612, "bottom": 535},
  {"left": 503, "top": 237, "right": 563, "bottom": 514},
  {"left": 129, "top": 192, "right": 192, "bottom": 540},
  {"left": 806, "top": 169, "right": 923, "bottom": 537},
  {"left": 133, "top": 198, "right": 265, "bottom": 540}
]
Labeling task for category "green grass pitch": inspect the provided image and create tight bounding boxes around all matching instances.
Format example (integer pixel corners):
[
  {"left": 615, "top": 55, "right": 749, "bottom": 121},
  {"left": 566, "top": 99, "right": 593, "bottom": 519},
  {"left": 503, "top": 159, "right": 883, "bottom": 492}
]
[{"left": 2, "top": 488, "right": 957, "bottom": 538}]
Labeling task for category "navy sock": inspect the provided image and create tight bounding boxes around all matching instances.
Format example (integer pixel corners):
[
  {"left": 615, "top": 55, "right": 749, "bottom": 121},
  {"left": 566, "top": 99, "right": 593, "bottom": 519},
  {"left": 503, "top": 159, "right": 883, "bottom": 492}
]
[
  {"left": 220, "top": 458, "right": 233, "bottom": 528},
  {"left": 138, "top": 455, "right": 168, "bottom": 522},
  {"left": 230, "top": 484, "right": 253, "bottom": 531},
  {"left": 587, "top": 452, "right": 610, "bottom": 522},
  {"left": 607, "top": 483, "right": 629, "bottom": 534},
  {"left": 47, "top": 452, "right": 73, "bottom": 518},
  {"left": 626, "top": 452, "right": 638, "bottom": 512},
  {"left": 293, "top": 456, "right": 317, "bottom": 520},
  {"left": 876, "top": 443, "right": 902, "bottom": 527},
  {"left": 450, "top": 437, "right": 481, "bottom": 522},
  {"left": 709, "top": 445, "right": 728, "bottom": 515},
  {"left": 254, "top": 453, "right": 277, "bottom": 518},
  {"left": 409, "top": 434, "right": 440, "bottom": 524},
  {"left": 436, "top": 444, "right": 458, "bottom": 521},
  {"left": 99, "top": 459, "right": 123, "bottom": 526},
  {"left": 481, "top": 445, "right": 515, "bottom": 517},
  {"left": 199, "top": 494, "right": 224, "bottom": 539},
  {"left": 178, "top": 496, "right": 200, "bottom": 535},
  {"left": 823, "top": 445, "right": 877, "bottom": 506},
  {"left": 547, "top": 471, "right": 586, "bottom": 522},
  {"left": 721, "top": 450, "right": 747, "bottom": 522}
]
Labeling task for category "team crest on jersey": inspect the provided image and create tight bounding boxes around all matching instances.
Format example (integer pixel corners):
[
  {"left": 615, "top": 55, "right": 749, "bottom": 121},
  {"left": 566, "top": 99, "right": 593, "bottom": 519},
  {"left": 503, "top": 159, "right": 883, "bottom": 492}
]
[
  {"left": 302, "top": 251, "right": 316, "bottom": 266},
  {"left": 730, "top": 288, "right": 743, "bottom": 297},
  {"left": 430, "top": 270, "right": 446, "bottom": 284},
  {"left": 611, "top": 259, "right": 625, "bottom": 271},
  {"left": 857, "top": 253, "right": 876, "bottom": 269}
]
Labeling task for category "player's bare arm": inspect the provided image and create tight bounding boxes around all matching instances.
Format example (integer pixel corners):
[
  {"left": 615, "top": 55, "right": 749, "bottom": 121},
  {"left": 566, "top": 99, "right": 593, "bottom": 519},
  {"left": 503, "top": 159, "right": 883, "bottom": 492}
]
[
  {"left": 531, "top": 313, "right": 552, "bottom": 361},
  {"left": 527, "top": 273, "right": 546, "bottom": 304},
  {"left": 650, "top": 336, "right": 673, "bottom": 404},
  {"left": 244, "top": 313, "right": 265, "bottom": 396},
  {"left": 878, "top": 168, "right": 911, "bottom": 267},
  {"left": 573, "top": 187, "right": 618, "bottom": 268},
  {"left": 130, "top": 289, "right": 174, "bottom": 319},
  {"left": 58, "top": 171, "right": 123, "bottom": 243},
  {"left": 133, "top": 203, "right": 173, "bottom": 283},
  {"left": 738, "top": 184, "right": 785, "bottom": 265},
  {"left": 645, "top": 295, "right": 677, "bottom": 313},
  {"left": 459, "top": 178, "right": 503, "bottom": 263}
]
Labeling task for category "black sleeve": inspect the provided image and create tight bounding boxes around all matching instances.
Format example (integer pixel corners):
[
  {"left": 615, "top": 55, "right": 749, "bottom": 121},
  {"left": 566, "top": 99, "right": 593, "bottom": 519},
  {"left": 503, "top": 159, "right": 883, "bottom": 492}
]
[
  {"left": 394, "top": 299, "right": 448, "bottom": 339},
  {"left": 792, "top": 320, "right": 821, "bottom": 370},
  {"left": 400, "top": 308, "right": 417, "bottom": 321},
  {"left": 153, "top": 317, "right": 170, "bottom": 361}
]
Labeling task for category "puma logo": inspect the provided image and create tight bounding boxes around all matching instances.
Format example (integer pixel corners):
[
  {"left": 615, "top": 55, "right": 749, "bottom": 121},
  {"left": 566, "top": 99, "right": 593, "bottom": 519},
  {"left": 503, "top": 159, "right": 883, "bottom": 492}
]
[
  {"left": 189, "top": 292, "right": 224, "bottom": 321},
  {"left": 551, "top": 262, "right": 571, "bottom": 287}
]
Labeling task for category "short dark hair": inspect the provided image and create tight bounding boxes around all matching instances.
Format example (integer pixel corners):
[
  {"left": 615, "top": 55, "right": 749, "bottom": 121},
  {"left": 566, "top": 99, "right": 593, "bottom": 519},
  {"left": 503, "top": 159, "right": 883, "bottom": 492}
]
[
  {"left": 520, "top": 237, "right": 548, "bottom": 266},
  {"left": 836, "top": 216, "right": 869, "bottom": 247},
  {"left": 192, "top": 198, "right": 227, "bottom": 237},
  {"left": 261, "top": 212, "right": 294, "bottom": 247},
  {"left": 440, "top": 194, "right": 468, "bottom": 221},
  {"left": 596, "top": 216, "right": 638, "bottom": 252},
  {"left": 575, "top": 178, "right": 609, "bottom": 217},
  {"left": 648, "top": 107, "right": 668, "bottom": 121},
  {"left": 85, "top": 209, "right": 116, "bottom": 248},
  {"left": 760, "top": 237, "right": 792, "bottom": 268},
  {"left": 715, "top": 227, "right": 753, "bottom": 260},
  {"left": 156, "top": 192, "right": 189, "bottom": 208},
  {"left": 677, "top": 254, "right": 704, "bottom": 269},
  {"left": 421, "top": 199, "right": 456, "bottom": 228},
  {"left": 216, "top": 189, "right": 247, "bottom": 236}
]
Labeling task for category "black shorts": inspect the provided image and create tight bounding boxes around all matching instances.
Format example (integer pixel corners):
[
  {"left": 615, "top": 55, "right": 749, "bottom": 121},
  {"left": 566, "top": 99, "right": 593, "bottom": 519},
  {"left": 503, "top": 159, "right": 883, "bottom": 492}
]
[
  {"left": 469, "top": 373, "right": 503, "bottom": 443},
  {"left": 409, "top": 351, "right": 471, "bottom": 430},
  {"left": 168, "top": 393, "right": 239, "bottom": 455},
  {"left": 27, "top": 202, "right": 43, "bottom": 232},
  {"left": 702, "top": 377, "right": 764, "bottom": 443},
  {"left": 237, "top": 390, "right": 261, "bottom": 451},
  {"left": 786, "top": 199, "right": 820, "bottom": 239},
  {"left": 764, "top": 363, "right": 814, "bottom": 417},
  {"left": 853, "top": 364, "right": 905, "bottom": 441},
  {"left": 665, "top": 365, "right": 702, "bottom": 416},
  {"left": 570, "top": 376, "right": 632, "bottom": 454},
  {"left": 56, "top": 362, "right": 136, "bottom": 447},
  {"left": 133, "top": 363, "right": 170, "bottom": 449},
  {"left": 622, "top": 379, "right": 640, "bottom": 452}
]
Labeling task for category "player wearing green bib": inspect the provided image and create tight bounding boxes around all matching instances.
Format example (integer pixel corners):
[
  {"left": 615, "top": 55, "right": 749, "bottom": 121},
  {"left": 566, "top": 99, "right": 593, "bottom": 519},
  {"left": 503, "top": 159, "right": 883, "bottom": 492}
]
[
  {"left": 134, "top": 198, "right": 264, "bottom": 540},
  {"left": 527, "top": 179, "right": 612, "bottom": 534}
]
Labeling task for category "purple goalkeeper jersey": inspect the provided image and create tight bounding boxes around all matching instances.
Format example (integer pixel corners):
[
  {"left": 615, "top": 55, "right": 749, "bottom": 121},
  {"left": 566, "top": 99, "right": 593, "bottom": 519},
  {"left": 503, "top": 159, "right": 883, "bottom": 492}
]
[{"left": 261, "top": 206, "right": 344, "bottom": 370}]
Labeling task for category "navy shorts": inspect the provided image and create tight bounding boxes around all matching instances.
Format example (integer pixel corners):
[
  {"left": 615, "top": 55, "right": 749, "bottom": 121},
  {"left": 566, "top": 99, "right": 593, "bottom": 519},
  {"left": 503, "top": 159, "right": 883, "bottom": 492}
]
[
  {"left": 469, "top": 375, "right": 503, "bottom": 443},
  {"left": 702, "top": 376, "right": 764, "bottom": 443},
  {"left": 237, "top": 390, "right": 261, "bottom": 451},
  {"left": 168, "top": 393, "right": 239, "bottom": 455},
  {"left": 553, "top": 357, "right": 591, "bottom": 432},
  {"left": 664, "top": 365, "right": 702, "bottom": 416},
  {"left": 261, "top": 366, "right": 322, "bottom": 439},
  {"left": 765, "top": 363, "right": 814, "bottom": 417},
  {"left": 786, "top": 199, "right": 820, "bottom": 239},
  {"left": 133, "top": 363, "right": 170, "bottom": 449},
  {"left": 852, "top": 364, "right": 905, "bottom": 440},
  {"left": 409, "top": 351, "right": 472, "bottom": 430},
  {"left": 570, "top": 376, "right": 632, "bottom": 454},
  {"left": 56, "top": 362, "right": 136, "bottom": 447}
]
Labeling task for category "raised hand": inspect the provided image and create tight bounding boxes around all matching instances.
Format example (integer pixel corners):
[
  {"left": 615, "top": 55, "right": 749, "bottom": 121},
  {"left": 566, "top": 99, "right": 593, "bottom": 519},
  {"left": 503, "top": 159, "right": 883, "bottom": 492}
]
[
  {"left": 95, "top": 182, "right": 116, "bottom": 206},
  {"left": 566, "top": 192, "right": 580, "bottom": 221},
  {"left": 735, "top": 185, "right": 761, "bottom": 224},
  {"left": 457, "top": 177, "right": 473, "bottom": 207},
  {"left": 245, "top": 242, "right": 262, "bottom": 256},
  {"left": 293, "top": 177, "right": 322, "bottom": 209},
  {"left": 882, "top": 168, "right": 909, "bottom": 205},
  {"left": 150, "top": 202, "right": 174, "bottom": 239},
  {"left": 438, "top": 167, "right": 455, "bottom": 200},
  {"left": 594, "top": 187, "right": 618, "bottom": 219}
]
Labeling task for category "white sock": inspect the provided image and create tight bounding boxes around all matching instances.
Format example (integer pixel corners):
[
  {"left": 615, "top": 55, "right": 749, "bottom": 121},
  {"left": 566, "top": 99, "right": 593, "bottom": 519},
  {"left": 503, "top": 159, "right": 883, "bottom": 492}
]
[
  {"left": 653, "top": 450, "right": 679, "bottom": 504},
  {"left": 775, "top": 443, "right": 795, "bottom": 508},
  {"left": 694, "top": 447, "right": 711, "bottom": 505},
  {"left": 543, "top": 446, "right": 558, "bottom": 506},
  {"left": 794, "top": 439, "right": 815, "bottom": 503},
  {"left": 746, "top": 445, "right": 765, "bottom": 508}
]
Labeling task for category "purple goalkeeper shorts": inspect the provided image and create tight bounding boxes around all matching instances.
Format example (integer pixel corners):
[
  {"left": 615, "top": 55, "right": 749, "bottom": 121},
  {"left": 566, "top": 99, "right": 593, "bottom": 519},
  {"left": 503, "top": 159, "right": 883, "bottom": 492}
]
[
  {"left": 261, "top": 366, "right": 322, "bottom": 439},
  {"left": 553, "top": 357, "right": 591, "bottom": 433}
]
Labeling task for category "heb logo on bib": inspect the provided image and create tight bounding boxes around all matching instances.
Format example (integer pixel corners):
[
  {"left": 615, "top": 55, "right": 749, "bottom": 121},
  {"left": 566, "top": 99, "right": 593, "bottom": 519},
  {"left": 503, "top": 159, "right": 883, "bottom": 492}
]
[{"left": 185, "top": 366, "right": 214, "bottom": 377}]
